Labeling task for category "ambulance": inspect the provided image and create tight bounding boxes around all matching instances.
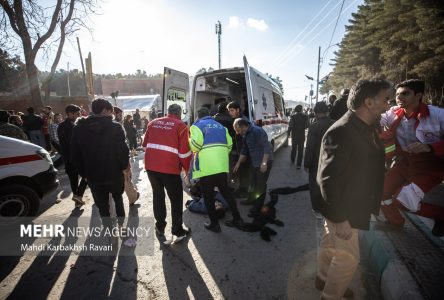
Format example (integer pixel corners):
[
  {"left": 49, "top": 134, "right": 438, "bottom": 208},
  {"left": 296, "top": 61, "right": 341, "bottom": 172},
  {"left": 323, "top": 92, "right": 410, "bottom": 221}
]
[
  {"left": 162, "top": 56, "right": 289, "bottom": 151},
  {"left": 0, "top": 136, "right": 59, "bottom": 222}
]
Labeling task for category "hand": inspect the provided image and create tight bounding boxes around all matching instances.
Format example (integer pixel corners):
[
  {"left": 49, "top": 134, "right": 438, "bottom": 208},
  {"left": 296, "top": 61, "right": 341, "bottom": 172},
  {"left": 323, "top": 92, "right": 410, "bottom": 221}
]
[
  {"left": 406, "top": 142, "right": 431, "bottom": 154},
  {"left": 233, "top": 162, "right": 241, "bottom": 173},
  {"left": 183, "top": 175, "right": 191, "bottom": 188},
  {"left": 123, "top": 164, "right": 131, "bottom": 175},
  {"left": 334, "top": 221, "right": 352, "bottom": 240},
  {"left": 260, "top": 163, "right": 267, "bottom": 173}
]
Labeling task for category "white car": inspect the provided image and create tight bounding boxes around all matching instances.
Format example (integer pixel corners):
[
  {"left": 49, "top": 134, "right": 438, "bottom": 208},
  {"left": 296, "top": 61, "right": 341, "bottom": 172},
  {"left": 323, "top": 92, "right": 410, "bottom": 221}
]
[{"left": 0, "top": 135, "right": 59, "bottom": 222}]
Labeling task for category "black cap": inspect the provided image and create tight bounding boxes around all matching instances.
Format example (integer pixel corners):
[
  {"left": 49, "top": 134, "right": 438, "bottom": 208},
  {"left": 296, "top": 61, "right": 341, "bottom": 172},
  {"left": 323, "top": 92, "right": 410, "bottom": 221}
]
[{"left": 313, "top": 102, "right": 329, "bottom": 113}]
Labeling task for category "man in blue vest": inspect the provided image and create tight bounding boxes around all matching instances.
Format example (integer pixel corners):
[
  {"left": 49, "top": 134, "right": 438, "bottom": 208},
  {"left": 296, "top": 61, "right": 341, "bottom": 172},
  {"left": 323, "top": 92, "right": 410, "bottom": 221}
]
[{"left": 190, "top": 107, "right": 243, "bottom": 233}]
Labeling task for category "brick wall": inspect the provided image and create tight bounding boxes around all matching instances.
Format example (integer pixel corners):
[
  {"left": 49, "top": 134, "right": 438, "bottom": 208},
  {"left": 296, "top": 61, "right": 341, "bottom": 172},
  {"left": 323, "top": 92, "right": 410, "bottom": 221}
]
[{"left": 0, "top": 96, "right": 91, "bottom": 115}]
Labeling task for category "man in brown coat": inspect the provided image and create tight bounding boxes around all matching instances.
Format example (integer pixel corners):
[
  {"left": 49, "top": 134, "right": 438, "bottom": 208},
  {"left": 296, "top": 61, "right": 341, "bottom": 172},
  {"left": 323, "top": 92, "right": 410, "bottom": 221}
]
[{"left": 316, "top": 79, "right": 390, "bottom": 299}]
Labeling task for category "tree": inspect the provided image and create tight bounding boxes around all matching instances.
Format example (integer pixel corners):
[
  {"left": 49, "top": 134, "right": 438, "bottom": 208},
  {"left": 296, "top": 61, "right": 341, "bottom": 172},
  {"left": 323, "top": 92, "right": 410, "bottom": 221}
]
[
  {"left": 0, "top": 0, "right": 99, "bottom": 108},
  {"left": 0, "top": 48, "right": 27, "bottom": 93},
  {"left": 329, "top": 0, "right": 444, "bottom": 101}
]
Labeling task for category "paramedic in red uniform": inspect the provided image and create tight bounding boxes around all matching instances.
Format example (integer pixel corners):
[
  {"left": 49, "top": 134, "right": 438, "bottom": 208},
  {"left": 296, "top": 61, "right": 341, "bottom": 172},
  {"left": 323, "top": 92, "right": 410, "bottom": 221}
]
[
  {"left": 378, "top": 79, "right": 444, "bottom": 236},
  {"left": 142, "top": 104, "right": 192, "bottom": 240}
]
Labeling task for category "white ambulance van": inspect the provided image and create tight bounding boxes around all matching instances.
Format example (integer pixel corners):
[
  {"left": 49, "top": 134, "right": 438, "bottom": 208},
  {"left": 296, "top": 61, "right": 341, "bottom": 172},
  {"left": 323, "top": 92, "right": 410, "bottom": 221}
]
[
  {"left": 162, "top": 56, "right": 289, "bottom": 150},
  {"left": 0, "top": 136, "right": 59, "bottom": 222}
]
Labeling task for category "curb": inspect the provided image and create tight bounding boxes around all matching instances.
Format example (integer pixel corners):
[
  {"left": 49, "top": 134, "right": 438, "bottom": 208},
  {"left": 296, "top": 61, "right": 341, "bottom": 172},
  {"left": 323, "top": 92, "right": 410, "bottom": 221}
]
[{"left": 359, "top": 222, "right": 424, "bottom": 300}]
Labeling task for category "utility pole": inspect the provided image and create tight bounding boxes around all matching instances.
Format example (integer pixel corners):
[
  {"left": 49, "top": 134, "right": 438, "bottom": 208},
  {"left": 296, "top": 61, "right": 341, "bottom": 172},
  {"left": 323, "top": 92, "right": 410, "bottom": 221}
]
[
  {"left": 310, "top": 84, "right": 313, "bottom": 109},
  {"left": 67, "top": 62, "right": 71, "bottom": 96},
  {"left": 316, "top": 46, "right": 321, "bottom": 103},
  {"left": 76, "top": 37, "right": 88, "bottom": 96},
  {"left": 215, "top": 21, "right": 222, "bottom": 69}
]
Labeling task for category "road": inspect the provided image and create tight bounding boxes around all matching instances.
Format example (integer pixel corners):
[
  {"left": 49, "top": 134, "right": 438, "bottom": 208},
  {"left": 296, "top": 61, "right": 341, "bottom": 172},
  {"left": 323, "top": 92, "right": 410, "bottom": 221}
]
[{"left": 0, "top": 146, "right": 370, "bottom": 300}]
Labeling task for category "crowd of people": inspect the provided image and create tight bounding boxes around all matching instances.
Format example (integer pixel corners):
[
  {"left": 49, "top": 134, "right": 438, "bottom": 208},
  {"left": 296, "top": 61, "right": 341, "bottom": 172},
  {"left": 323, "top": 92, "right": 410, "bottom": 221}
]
[
  {"left": 1, "top": 78, "right": 443, "bottom": 299},
  {"left": 285, "top": 79, "right": 444, "bottom": 299}
]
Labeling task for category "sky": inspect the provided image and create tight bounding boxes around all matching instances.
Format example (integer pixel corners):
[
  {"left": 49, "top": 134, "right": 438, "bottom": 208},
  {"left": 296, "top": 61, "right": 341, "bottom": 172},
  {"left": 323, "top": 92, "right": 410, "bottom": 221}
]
[{"left": 35, "top": 0, "right": 364, "bottom": 103}]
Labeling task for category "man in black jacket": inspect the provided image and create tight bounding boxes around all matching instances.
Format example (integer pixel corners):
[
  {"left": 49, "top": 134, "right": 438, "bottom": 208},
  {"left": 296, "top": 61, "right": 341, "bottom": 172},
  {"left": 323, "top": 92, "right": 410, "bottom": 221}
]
[
  {"left": 303, "top": 102, "right": 334, "bottom": 217},
  {"left": 329, "top": 88, "right": 349, "bottom": 120},
  {"left": 58, "top": 104, "right": 87, "bottom": 207},
  {"left": 227, "top": 101, "right": 250, "bottom": 198},
  {"left": 23, "top": 107, "right": 44, "bottom": 147},
  {"left": 287, "top": 105, "right": 308, "bottom": 168},
  {"left": 71, "top": 99, "right": 130, "bottom": 229},
  {"left": 316, "top": 79, "right": 390, "bottom": 299}
]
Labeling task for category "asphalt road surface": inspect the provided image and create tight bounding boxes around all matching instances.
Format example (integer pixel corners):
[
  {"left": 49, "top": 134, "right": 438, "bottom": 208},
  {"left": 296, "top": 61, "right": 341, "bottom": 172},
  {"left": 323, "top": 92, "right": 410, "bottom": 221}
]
[{"left": 0, "top": 146, "right": 369, "bottom": 300}]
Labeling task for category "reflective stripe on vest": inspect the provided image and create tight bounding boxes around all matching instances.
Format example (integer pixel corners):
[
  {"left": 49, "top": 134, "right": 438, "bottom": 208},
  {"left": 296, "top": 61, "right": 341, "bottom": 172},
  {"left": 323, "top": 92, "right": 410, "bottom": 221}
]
[{"left": 146, "top": 143, "right": 191, "bottom": 158}]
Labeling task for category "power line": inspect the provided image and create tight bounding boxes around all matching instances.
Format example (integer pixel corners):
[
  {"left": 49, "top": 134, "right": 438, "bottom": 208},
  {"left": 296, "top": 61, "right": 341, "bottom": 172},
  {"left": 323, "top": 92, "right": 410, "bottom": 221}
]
[
  {"left": 272, "top": 0, "right": 345, "bottom": 70},
  {"left": 274, "top": 0, "right": 358, "bottom": 70},
  {"left": 327, "top": 0, "right": 346, "bottom": 50},
  {"left": 271, "top": 0, "right": 336, "bottom": 66}
]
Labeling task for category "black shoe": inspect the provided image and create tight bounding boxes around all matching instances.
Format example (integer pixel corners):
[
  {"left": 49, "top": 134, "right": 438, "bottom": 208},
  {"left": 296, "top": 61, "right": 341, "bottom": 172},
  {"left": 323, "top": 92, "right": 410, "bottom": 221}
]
[
  {"left": 204, "top": 222, "right": 221, "bottom": 233},
  {"left": 296, "top": 166, "right": 301, "bottom": 170},
  {"left": 174, "top": 227, "right": 191, "bottom": 236},
  {"left": 432, "top": 220, "right": 444, "bottom": 237},
  {"left": 173, "top": 228, "right": 191, "bottom": 242},
  {"left": 225, "top": 217, "right": 244, "bottom": 229}
]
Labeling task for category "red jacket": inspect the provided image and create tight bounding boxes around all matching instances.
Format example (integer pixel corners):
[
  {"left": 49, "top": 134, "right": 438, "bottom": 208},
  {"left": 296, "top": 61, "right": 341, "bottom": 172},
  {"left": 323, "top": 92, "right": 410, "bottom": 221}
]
[{"left": 142, "top": 114, "right": 191, "bottom": 175}]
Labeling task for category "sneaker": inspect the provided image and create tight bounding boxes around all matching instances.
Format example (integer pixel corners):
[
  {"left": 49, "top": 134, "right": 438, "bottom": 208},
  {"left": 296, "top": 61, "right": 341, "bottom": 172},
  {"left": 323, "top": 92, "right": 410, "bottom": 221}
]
[
  {"left": 225, "top": 217, "right": 244, "bottom": 229},
  {"left": 296, "top": 166, "right": 301, "bottom": 170},
  {"left": 174, "top": 228, "right": 191, "bottom": 237},
  {"left": 72, "top": 195, "right": 85, "bottom": 205},
  {"left": 204, "top": 222, "right": 221, "bottom": 233},
  {"left": 173, "top": 228, "right": 191, "bottom": 242},
  {"left": 315, "top": 276, "right": 354, "bottom": 298},
  {"left": 432, "top": 220, "right": 444, "bottom": 237}
]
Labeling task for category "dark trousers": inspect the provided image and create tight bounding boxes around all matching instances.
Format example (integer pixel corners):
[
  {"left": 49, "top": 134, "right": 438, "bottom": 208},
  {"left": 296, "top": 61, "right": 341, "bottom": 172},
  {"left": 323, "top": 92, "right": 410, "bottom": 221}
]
[
  {"left": 65, "top": 161, "right": 88, "bottom": 197},
  {"left": 248, "top": 161, "right": 273, "bottom": 211},
  {"left": 308, "top": 167, "right": 322, "bottom": 212},
  {"left": 200, "top": 172, "right": 241, "bottom": 224},
  {"left": 232, "top": 154, "right": 250, "bottom": 194},
  {"left": 147, "top": 170, "right": 183, "bottom": 235},
  {"left": 44, "top": 134, "right": 51, "bottom": 151},
  {"left": 291, "top": 136, "right": 305, "bottom": 166},
  {"left": 128, "top": 135, "right": 138, "bottom": 150},
  {"left": 89, "top": 179, "right": 125, "bottom": 228}
]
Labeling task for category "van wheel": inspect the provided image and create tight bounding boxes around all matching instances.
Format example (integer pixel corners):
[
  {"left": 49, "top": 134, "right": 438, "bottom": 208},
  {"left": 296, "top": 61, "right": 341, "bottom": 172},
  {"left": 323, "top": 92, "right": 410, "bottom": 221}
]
[{"left": 0, "top": 185, "right": 40, "bottom": 220}]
